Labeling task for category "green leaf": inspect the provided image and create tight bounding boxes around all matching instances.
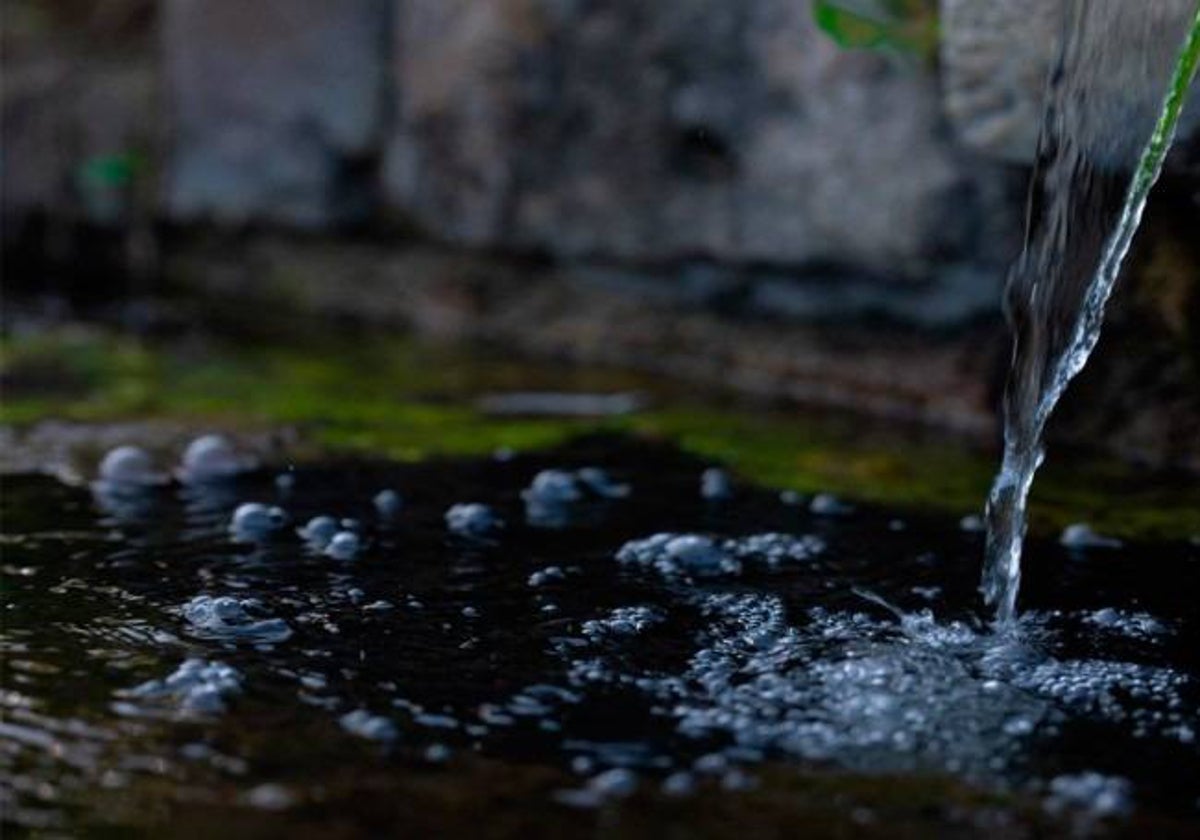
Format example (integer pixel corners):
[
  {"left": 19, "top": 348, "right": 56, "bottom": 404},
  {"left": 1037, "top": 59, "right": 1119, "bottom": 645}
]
[{"left": 813, "top": 0, "right": 938, "bottom": 58}]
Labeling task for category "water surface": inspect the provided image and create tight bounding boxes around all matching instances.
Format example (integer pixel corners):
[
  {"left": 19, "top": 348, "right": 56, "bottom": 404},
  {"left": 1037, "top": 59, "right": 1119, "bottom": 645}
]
[{"left": 3, "top": 434, "right": 1198, "bottom": 835}]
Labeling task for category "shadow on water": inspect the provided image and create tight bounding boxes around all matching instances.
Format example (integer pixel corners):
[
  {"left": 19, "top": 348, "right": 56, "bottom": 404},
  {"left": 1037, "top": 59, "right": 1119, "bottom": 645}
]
[{"left": 2, "top": 433, "right": 1198, "bottom": 835}]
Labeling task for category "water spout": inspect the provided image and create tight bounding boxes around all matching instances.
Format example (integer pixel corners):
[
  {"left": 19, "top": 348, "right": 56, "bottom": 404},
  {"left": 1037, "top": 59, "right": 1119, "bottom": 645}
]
[{"left": 982, "top": 1, "right": 1200, "bottom": 625}]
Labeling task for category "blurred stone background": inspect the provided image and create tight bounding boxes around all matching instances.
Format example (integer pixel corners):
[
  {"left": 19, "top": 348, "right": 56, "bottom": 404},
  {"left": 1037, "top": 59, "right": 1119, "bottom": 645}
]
[{"left": 3, "top": 0, "right": 1198, "bottom": 466}]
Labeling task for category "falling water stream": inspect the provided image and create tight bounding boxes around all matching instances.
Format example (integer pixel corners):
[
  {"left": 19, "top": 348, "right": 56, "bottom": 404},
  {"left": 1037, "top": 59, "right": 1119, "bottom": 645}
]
[{"left": 983, "top": 0, "right": 1200, "bottom": 625}]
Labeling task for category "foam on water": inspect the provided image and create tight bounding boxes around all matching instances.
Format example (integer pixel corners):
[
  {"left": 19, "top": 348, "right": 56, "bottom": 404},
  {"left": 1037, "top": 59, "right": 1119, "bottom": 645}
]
[
  {"left": 117, "top": 658, "right": 242, "bottom": 716},
  {"left": 1080, "top": 608, "right": 1170, "bottom": 642},
  {"left": 581, "top": 606, "right": 665, "bottom": 639},
  {"left": 182, "top": 595, "right": 293, "bottom": 644},
  {"left": 522, "top": 468, "right": 630, "bottom": 527},
  {"left": 445, "top": 503, "right": 503, "bottom": 538},
  {"left": 615, "top": 532, "right": 824, "bottom": 580},
  {"left": 616, "top": 534, "right": 742, "bottom": 580},
  {"left": 1046, "top": 772, "right": 1133, "bottom": 819},
  {"left": 558, "top": 586, "right": 1197, "bottom": 790},
  {"left": 339, "top": 709, "right": 399, "bottom": 742}
]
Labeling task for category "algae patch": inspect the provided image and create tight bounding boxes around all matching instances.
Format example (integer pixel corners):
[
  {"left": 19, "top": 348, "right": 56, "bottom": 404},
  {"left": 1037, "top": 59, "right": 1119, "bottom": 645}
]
[{"left": 2, "top": 324, "right": 1197, "bottom": 539}]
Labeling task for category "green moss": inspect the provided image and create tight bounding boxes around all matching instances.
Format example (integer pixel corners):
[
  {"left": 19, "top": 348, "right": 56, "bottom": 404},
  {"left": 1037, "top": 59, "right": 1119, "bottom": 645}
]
[{"left": 3, "top": 324, "right": 1198, "bottom": 540}]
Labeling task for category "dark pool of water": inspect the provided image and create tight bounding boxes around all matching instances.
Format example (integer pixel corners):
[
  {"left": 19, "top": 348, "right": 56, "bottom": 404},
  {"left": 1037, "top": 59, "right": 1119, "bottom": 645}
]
[{"left": 2, "top": 434, "right": 1198, "bottom": 836}]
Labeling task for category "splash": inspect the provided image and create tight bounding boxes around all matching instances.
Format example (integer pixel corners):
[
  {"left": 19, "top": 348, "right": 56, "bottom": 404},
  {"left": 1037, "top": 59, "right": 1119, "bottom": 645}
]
[{"left": 983, "top": 2, "right": 1200, "bottom": 624}]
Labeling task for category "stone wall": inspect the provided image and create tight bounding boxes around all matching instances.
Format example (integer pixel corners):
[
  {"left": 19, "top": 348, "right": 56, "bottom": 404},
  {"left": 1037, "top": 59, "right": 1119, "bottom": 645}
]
[
  {"left": 3, "top": 0, "right": 1026, "bottom": 324},
  {"left": 385, "top": 1, "right": 1017, "bottom": 282}
]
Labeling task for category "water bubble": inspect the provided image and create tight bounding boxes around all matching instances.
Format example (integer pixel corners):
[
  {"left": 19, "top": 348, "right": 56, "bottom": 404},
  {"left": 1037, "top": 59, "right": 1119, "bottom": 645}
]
[
  {"left": 779, "top": 490, "right": 803, "bottom": 506},
  {"left": 725, "top": 533, "right": 824, "bottom": 568},
  {"left": 575, "top": 467, "right": 630, "bottom": 499},
  {"left": 693, "top": 753, "right": 729, "bottom": 774},
  {"left": 959, "top": 514, "right": 985, "bottom": 533},
  {"left": 178, "top": 434, "right": 254, "bottom": 483},
  {"left": 339, "top": 710, "right": 398, "bottom": 742},
  {"left": 1060, "top": 524, "right": 1122, "bottom": 550},
  {"left": 524, "top": 471, "right": 584, "bottom": 505},
  {"left": 581, "top": 606, "right": 664, "bottom": 640},
  {"left": 424, "top": 744, "right": 452, "bottom": 763},
  {"left": 1045, "top": 772, "right": 1133, "bottom": 818},
  {"left": 661, "top": 772, "right": 696, "bottom": 796},
  {"left": 414, "top": 713, "right": 459, "bottom": 730},
  {"left": 588, "top": 768, "right": 638, "bottom": 797},
  {"left": 528, "top": 566, "right": 566, "bottom": 587},
  {"left": 445, "top": 503, "right": 503, "bottom": 538},
  {"left": 97, "top": 445, "right": 166, "bottom": 488},
  {"left": 373, "top": 489, "right": 403, "bottom": 519},
  {"left": 1081, "top": 608, "right": 1169, "bottom": 641},
  {"left": 298, "top": 515, "right": 339, "bottom": 548},
  {"left": 229, "top": 503, "right": 288, "bottom": 542},
  {"left": 572, "top": 593, "right": 1058, "bottom": 780},
  {"left": 523, "top": 471, "right": 584, "bottom": 527},
  {"left": 701, "top": 468, "right": 733, "bottom": 501},
  {"left": 522, "top": 468, "right": 630, "bottom": 527},
  {"left": 244, "top": 783, "right": 295, "bottom": 811},
  {"left": 615, "top": 533, "right": 741, "bottom": 580},
  {"left": 556, "top": 768, "right": 639, "bottom": 808},
  {"left": 120, "top": 658, "right": 242, "bottom": 716},
  {"left": 324, "top": 531, "right": 361, "bottom": 561},
  {"left": 810, "top": 493, "right": 852, "bottom": 515}
]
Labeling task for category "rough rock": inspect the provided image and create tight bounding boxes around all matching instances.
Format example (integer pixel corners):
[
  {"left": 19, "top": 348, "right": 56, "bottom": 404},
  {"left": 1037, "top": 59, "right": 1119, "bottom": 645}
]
[
  {"left": 387, "top": 0, "right": 1018, "bottom": 281},
  {"left": 162, "top": 0, "right": 388, "bottom": 227}
]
